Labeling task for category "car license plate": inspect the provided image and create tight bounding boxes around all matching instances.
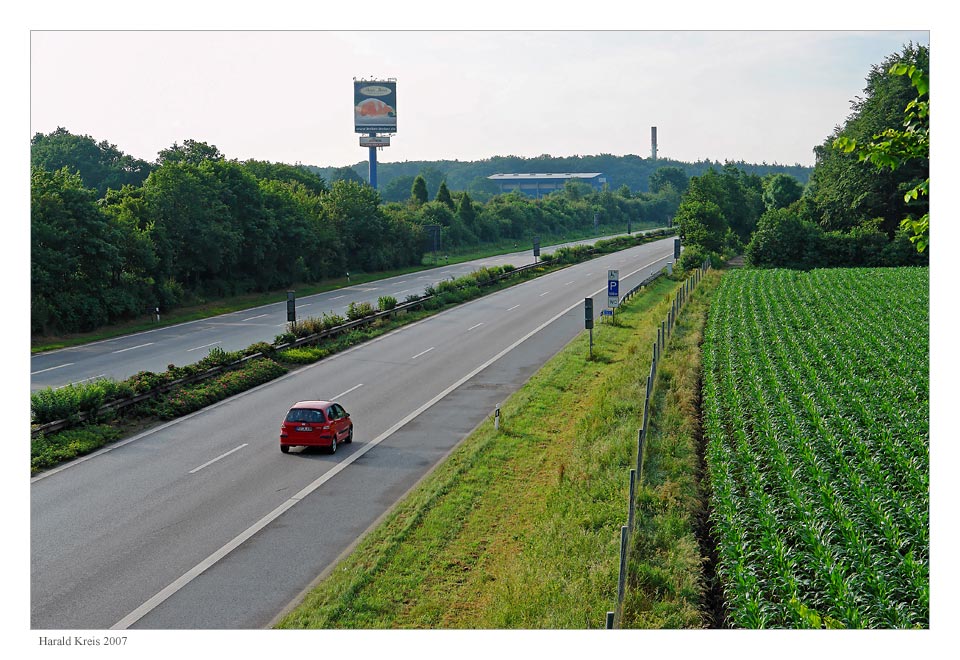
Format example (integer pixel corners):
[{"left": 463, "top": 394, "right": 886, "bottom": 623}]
[{"left": 296, "top": 426, "right": 312, "bottom": 432}]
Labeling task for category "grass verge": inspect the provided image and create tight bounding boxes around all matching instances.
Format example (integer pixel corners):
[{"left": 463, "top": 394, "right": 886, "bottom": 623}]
[
  {"left": 620, "top": 268, "right": 723, "bottom": 628},
  {"left": 276, "top": 274, "right": 694, "bottom": 629}
]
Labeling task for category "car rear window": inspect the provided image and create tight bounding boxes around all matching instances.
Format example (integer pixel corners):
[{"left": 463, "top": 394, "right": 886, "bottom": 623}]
[{"left": 285, "top": 408, "right": 325, "bottom": 423}]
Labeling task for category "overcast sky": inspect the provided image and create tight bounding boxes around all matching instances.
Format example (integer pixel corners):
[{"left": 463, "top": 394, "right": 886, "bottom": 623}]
[{"left": 29, "top": 27, "right": 929, "bottom": 169}]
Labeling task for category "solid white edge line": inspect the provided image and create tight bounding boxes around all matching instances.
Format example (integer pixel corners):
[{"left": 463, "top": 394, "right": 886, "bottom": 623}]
[
  {"left": 189, "top": 444, "right": 249, "bottom": 474},
  {"left": 109, "top": 251, "right": 671, "bottom": 630}
]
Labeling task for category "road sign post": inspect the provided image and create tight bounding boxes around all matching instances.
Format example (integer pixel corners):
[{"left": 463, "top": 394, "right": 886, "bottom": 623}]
[
  {"left": 533, "top": 236, "right": 540, "bottom": 263},
  {"left": 286, "top": 291, "right": 296, "bottom": 324},
  {"left": 584, "top": 297, "right": 594, "bottom": 359}
]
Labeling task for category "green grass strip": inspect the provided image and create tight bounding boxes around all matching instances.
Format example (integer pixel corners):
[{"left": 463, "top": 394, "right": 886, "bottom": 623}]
[
  {"left": 276, "top": 275, "right": 688, "bottom": 629},
  {"left": 620, "top": 269, "right": 723, "bottom": 628}
]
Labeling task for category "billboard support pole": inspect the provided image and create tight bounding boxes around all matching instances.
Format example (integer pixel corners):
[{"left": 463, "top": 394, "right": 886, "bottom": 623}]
[{"left": 368, "top": 132, "right": 378, "bottom": 190}]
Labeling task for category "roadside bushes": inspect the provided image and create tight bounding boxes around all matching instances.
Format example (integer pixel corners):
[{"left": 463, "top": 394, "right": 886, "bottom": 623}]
[
  {"left": 746, "top": 208, "right": 929, "bottom": 269},
  {"left": 153, "top": 358, "right": 287, "bottom": 419},
  {"left": 277, "top": 346, "right": 331, "bottom": 364},
  {"left": 31, "top": 379, "right": 134, "bottom": 424},
  {"left": 288, "top": 312, "right": 349, "bottom": 339},
  {"left": 550, "top": 245, "right": 593, "bottom": 264},
  {"left": 32, "top": 424, "right": 123, "bottom": 474},
  {"left": 377, "top": 295, "right": 398, "bottom": 312},
  {"left": 346, "top": 301, "right": 376, "bottom": 321}
]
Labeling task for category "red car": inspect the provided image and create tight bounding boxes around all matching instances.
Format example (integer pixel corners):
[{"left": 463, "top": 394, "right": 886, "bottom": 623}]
[{"left": 280, "top": 400, "right": 353, "bottom": 454}]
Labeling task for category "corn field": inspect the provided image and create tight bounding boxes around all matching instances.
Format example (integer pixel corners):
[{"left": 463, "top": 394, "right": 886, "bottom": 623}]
[{"left": 702, "top": 267, "right": 928, "bottom": 628}]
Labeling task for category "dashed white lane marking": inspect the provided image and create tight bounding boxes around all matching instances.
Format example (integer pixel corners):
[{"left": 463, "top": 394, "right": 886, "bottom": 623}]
[
  {"left": 410, "top": 347, "right": 435, "bottom": 360},
  {"left": 187, "top": 341, "right": 222, "bottom": 352},
  {"left": 189, "top": 444, "right": 248, "bottom": 474},
  {"left": 31, "top": 363, "right": 74, "bottom": 375},
  {"left": 332, "top": 383, "right": 363, "bottom": 399},
  {"left": 112, "top": 343, "right": 154, "bottom": 354}
]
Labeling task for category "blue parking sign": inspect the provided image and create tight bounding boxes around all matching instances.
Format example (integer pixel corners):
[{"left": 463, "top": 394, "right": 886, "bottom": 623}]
[{"left": 607, "top": 270, "right": 619, "bottom": 308}]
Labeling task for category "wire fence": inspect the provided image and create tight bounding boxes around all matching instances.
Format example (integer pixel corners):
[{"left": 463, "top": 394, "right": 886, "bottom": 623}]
[{"left": 606, "top": 258, "right": 711, "bottom": 628}]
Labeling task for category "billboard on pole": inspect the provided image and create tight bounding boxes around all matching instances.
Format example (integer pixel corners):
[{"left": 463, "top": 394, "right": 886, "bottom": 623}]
[{"left": 354, "top": 80, "right": 397, "bottom": 133}]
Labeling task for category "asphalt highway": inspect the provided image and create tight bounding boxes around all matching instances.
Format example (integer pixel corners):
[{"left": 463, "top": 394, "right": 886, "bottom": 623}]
[
  {"left": 29, "top": 231, "right": 657, "bottom": 391},
  {"left": 30, "top": 236, "right": 675, "bottom": 629}
]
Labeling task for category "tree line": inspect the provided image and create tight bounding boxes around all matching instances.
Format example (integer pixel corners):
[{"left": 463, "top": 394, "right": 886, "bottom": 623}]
[
  {"left": 315, "top": 153, "right": 812, "bottom": 204},
  {"left": 31, "top": 133, "right": 682, "bottom": 336},
  {"left": 674, "top": 42, "right": 929, "bottom": 271}
]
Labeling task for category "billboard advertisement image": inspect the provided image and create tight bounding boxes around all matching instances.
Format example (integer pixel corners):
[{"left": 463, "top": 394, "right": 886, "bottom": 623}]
[{"left": 354, "top": 80, "right": 397, "bottom": 133}]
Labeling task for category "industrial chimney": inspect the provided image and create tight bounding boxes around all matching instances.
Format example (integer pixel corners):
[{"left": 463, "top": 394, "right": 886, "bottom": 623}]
[{"left": 651, "top": 126, "right": 658, "bottom": 160}]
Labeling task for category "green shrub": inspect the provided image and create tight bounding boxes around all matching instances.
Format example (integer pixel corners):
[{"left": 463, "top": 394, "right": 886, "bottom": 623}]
[
  {"left": 290, "top": 317, "right": 326, "bottom": 337},
  {"left": 377, "top": 295, "right": 398, "bottom": 312},
  {"left": 32, "top": 424, "right": 123, "bottom": 474},
  {"left": 244, "top": 341, "right": 275, "bottom": 357},
  {"left": 154, "top": 358, "right": 287, "bottom": 419},
  {"left": 275, "top": 331, "right": 297, "bottom": 346},
  {"left": 346, "top": 301, "right": 375, "bottom": 321},
  {"left": 31, "top": 378, "right": 134, "bottom": 424},
  {"left": 278, "top": 346, "right": 331, "bottom": 364},
  {"left": 127, "top": 370, "right": 172, "bottom": 394},
  {"left": 194, "top": 346, "right": 242, "bottom": 370},
  {"left": 322, "top": 312, "right": 347, "bottom": 330}
]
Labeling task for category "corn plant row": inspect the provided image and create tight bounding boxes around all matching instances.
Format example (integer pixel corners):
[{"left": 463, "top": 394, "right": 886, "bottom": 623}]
[{"left": 702, "top": 267, "right": 928, "bottom": 628}]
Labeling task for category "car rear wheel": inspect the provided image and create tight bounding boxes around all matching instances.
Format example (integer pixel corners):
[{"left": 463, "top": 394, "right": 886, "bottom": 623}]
[
  {"left": 280, "top": 445, "right": 290, "bottom": 454},
  {"left": 329, "top": 436, "right": 338, "bottom": 454},
  {"left": 345, "top": 428, "right": 353, "bottom": 444}
]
